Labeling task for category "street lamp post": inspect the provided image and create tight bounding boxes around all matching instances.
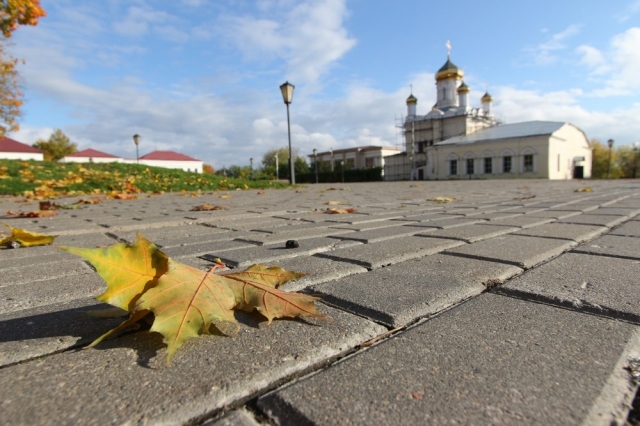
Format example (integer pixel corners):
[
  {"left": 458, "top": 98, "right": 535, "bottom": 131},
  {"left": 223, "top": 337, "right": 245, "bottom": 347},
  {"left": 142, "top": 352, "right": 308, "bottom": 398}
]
[
  {"left": 313, "top": 148, "right": 318, "bottom": 183},
  {"left": 279, "top": 81, "right": 295, "bottom": 185},
  {"left": 249, "top": 157, "right": 253, "bottom": 180},
  {"left": 330, "top": 148, "right": 334, "bottom": 172},
  {"left": 133, "top": 134, "right": 141, "bottom": 164},
  {"left": 340, "top": 160, "right": 345, "bottom": 183},
  {"left": 607, "top": 139, "right": 614, "bottom": 179},
  {"left": 275, "top": 153, "right": 279, "bottom": 180},
  {"left": 633, "top": 142, "right": 640, "bottom": 179}
]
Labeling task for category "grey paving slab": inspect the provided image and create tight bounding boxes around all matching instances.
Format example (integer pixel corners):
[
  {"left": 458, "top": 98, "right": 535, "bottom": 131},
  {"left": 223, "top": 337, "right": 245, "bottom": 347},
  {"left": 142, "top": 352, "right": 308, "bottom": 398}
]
[
  {"left": 1, "top": 259, "right": 92, "bottom": 286},
  {"left": 496, "top": 252, "right": 640, "bottom": 322},
  {"left": 489, "top": 215, "right": 556, "bottom": 229},
  {"left": 327, "top": 221, "right": 411, "bottom": 232},
  {"left": 587, "top": 207, "right": 640, "bottom": 217},
  {"left": 53, "top": 232, "right": 116, "bottom": 248},
  {"left": 234, "top": 226, "right": 354, "bottom": 245},
  {"left": 268, "top": 256, "right": 368, "bottom": 292},
  {"left": 402, "top": 217, "right": 488, "bottom": 229},
  {"left": 161, "top": 239, "right": 256, "bottom": 258},
  {"left": 201, "top": 237, "right": 362, "bottom": 269},
  {"left": 202, "top": 409, "right": 261, "bottom": 426},
  {"left": 527, "top": 209, "right": 583, "bottom": 219},
  {"left": 444, "top": 234, "right": 575, "bottom": 269},
  {"left": 327, "top": 224, "right": 425, "bottom": 243},
  {"left": 571, "top": 234, "right": 640, "bottom": 261},
  {"left": 259, "top": 293, "right": 638, "bottom": 426},
  {"left": 0, "top": 305, "right": 386, "bottom": 426},
  {"left": 0, "top": 298, "right": 124, "bottom": 366},
  {"left": 0, "top": 250, "right": 77, "bottom": 269},
  {"left": 314, "top": 236, "right": 464, "bottom": 269},
  {"left": 390, "top": 212, "right": 463, "bottom": 223},
  {"left": 112, "top": 224, "right": 232, "bottom": 244},
  {"left": 415, "top": 223, "right": 519, "bottom": 243},
  {"left": 609, "top": 220, "right": 640, "bottom": 237},
  {"left": 513, "top": 222, "right": 608, "bottom": 243},
  {"left": 0, "top": 273, "right": 105, "bottom": 314},
  {"left": 312, "top": 254, "right": 521, "bottom": 327},
  {"left": 322, "top": 212, "right": 406, "bottom": 225},
  {"left": 464, "top": 211, "right": 523, "bottom": 220},
  {"left": 557, "top": 213, "right": 628, "bottom": 227}
]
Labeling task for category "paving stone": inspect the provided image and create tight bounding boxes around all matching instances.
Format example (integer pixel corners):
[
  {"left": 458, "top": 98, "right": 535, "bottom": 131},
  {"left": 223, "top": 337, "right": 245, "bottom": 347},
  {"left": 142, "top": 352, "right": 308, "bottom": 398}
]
[
  {"left": 415, "top": 223, "right": 519, "bottom": 243},
  {"left": 18, "top": 218, "right": 107, "bottom": 235},
  {"left": 527, "top": 209, "right": 583, "bottom": 219},
  {"left": 0, "top": 298, "right": 124, "bottom": 366},
  {"left": 571, "top": 234, "right": 640, "bottom": 261},
  {"left": 267, "top": 256, "right": 368, "bottom": 292},
  {"left": 464, "top": 211, "right": 523, "bottom": 220},
  {"left": 444, "top": 234, "right": 575, "bottom": 269},
  {"left": 0, "top": 305, "right": 386, "bottom": 425},
  {"left": 587, "top": 207, "right": 640, "bottom": 217},
  {"left": 403, "top": 217, "right": 488, "bottom": 230},
  {"left": 234, "top": 226, "right": 354, "bottom": 245},
  {"left": 327, "top": 221, "right": 412, "bottom": 232},
  {"left": 609, "top": 220, "right": 640, "bottom": 237},
  {"left": 489, "top": 215, "right": 556, "bottom": 228},
  {"left": 201, "top": 237, "right": 362, "bottom": 269},
  {"left": 390, "top": 212, "right": 463, "bottom": 223},
  {"left": 53, "top": 232, "right": 116, "bottom": 248},
  {"left": 312, "top": 254, "right": 521, "bottom": 327},
  {"left": 259, "top": 293, "right": 638, "bottom": 426},
  {"left": 162, "top": 239, "right": 256, "bottom": 258},
  {"left": 314, "top": 236, "right": 464, "bottom": 269},
  {"left": 557, "top": 214, "right": 628, "bottom": 227},
  {"left": 513, "top": 223, "right": 608, "bottom": 242},
  {"left": 322, "top": 212, "right": 406, "bottom": 225},
  {"left": 112, "top": 224, "right": 232, "bottom": 244},
  {"left": 202, "top": 409, "right": 261, "bottom": 426},
  {"left": 496, "top": 252, "right": 640, "bottom": 322},
  {"left": 0, "top": 251, "right": 77, "bottom": 269},
  {"left": 0, "top": 273, "right": 105, "bottom": 314},
  {"left": 203, "top": 217, "right": 293, "bottom": 231},
  {"left": 327, "top": 225, "right": 426, "bottom": 243},
  {"left": 1, "top": 259, "right": 92, "bottom": 285}
]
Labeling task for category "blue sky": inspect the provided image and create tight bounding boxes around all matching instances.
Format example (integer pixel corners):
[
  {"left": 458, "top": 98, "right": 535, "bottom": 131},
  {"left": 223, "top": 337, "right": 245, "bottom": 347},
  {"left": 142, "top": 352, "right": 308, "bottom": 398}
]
[{"left": 8, "top": 0, "right": 640, "bottom": 168}]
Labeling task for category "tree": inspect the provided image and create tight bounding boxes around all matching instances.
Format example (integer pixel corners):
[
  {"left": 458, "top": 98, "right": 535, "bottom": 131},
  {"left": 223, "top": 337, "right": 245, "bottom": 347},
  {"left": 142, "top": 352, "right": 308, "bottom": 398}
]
[
  {"left": 202, "top": 164, "right": 215, "bottom": 174},
  {"left": 261, "top": 147, "right": 308, "bottom": 179},
  {"left": 33, "top": 129, "right": 77, "bottom": 161},
  {"left": 591, "top": 139, "right": 623, "bottom": 179},
  {"left": 0, "top": 44, "right": 21, "bottom": 135},
  {"left": 0, "top": 0, "right": 46, "bottom": 38}
]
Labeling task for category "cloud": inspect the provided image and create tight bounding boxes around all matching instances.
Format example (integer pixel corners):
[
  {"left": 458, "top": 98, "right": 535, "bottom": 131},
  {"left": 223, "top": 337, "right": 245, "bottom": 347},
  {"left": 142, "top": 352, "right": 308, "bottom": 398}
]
[
  {"left": 524, "top": 24, "right": 581, "bottom": 65},
  {"left": 616, "top": 0, "right": 640, "bottom": 22},
  {"left": 112, "top": 5, "right": 174, "bottom": 37},
  {"left": 222, "top": 0, "right": 357, "bottom": 83}
]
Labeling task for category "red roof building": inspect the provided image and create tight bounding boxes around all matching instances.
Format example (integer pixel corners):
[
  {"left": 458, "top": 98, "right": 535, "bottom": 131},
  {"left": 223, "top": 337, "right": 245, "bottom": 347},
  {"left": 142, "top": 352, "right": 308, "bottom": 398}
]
[
  {"left": 66, "top": 148, "right": 120, "bottom": 158},
  {"left": 0, "top": 136, "right": 44, "bottom": 160},
  {"left": 140, "top": 151, "right": 200, "bottom": 161}
]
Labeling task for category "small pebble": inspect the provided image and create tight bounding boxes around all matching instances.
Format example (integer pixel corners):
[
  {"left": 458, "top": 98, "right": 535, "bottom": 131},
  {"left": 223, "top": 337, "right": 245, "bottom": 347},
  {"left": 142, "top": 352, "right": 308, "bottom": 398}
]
[{"left": 285, "top": 240, "right": 299, "bottom": 249}]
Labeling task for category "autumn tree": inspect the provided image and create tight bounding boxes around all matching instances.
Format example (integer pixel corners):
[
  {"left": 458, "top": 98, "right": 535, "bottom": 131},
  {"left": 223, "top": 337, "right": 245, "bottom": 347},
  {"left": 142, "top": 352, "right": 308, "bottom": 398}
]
[
  {"left": 202, "top": 164, "right": 214, "bottom": 174},
  {"left": 0, "top": 0, "right": 45, "bottom": 38},
  {"left": 33, "top": 129, "right": 77, "bottom": 161},
  {"left": 261, "top": 147, "right": 308, "bottom": 179},
  {"left": 591, "top": 139, "right": 623, "bottom": 179}
]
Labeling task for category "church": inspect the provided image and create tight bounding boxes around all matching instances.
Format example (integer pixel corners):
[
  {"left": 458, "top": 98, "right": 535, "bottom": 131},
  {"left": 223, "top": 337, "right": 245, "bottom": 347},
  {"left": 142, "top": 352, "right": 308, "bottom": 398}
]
[{"left": 384, "top": 46, "right": 592, "bottom": 181}]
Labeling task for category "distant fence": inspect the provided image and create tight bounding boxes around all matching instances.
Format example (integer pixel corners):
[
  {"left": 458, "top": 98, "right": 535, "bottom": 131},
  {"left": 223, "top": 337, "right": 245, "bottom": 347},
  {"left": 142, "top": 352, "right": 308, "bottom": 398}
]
[{"left": 297, "top": 167, "right": 383, "bottom": 183}]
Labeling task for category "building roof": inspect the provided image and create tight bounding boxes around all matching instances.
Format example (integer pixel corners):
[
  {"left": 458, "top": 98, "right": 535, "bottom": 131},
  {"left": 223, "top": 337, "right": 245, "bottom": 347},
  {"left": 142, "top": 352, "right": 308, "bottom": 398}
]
[
  {"left": 310, "top": 146, "right": 401, "bottom": 157},
  {"left": 457, "top": 81, "right": 470, "bottom": 93},
  {"left": 140, "top": 150, "right": 201, "bottom": 161},
  {"left": 0, "top": 137, "right": 43, "bottom": 153},
  {"left": 436, "top": 58, "right": 464, "bottom": 81},
  {"left": 406, "top": 94, "right": 418, "bottom": 104},
  {"left": 481, "top": 92, "right": 493, "bottom": 102},
  {"left": 66, "top": 148, "right": 120, "bottom": 158},
  {"left": 435, "top": 121, "right": 567, "bottom": 146}
]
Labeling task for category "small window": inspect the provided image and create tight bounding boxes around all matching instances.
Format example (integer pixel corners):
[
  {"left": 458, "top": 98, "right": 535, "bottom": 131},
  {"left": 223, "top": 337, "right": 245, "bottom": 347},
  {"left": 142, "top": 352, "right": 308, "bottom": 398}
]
[
  {"left": 466, "top": 158, "right": 474, "bottom": 175},
  {"left": 484, "top": 157, "right": 492, "bottom": 174},
  {"left": 450, "top": 160, "right": 458, "bottom": 175},
  {"left": 524, "top": 154, "right": 534, "bottom": 172},
  {"left": 365, "top": 158, "right": 374, "bottom": 168},
  {"left": 503, "top": 156, "right": 512, "bottom": 173}
]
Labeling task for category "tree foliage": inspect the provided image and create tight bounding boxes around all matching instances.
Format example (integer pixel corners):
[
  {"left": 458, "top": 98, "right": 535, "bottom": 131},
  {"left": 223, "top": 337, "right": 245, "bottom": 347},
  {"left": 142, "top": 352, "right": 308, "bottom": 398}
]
[
  {"left": 591, "top": 139, "right": 630, "bottom": 179},
  {"left": 0, "top": 44, "right": 21, "bottom": 135},
  {"left": 0, "top": 0, "right": 45, "bottom": 38},
  {"left": 261, "top": 146, "right": 309, "bottom": 179},
  {"left": 33, "top": 129, "right": 77, "bottom": 161}
]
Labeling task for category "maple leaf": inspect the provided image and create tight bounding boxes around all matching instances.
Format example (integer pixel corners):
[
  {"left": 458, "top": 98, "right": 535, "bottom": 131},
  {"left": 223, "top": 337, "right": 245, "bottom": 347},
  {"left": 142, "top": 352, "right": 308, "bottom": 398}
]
[
  {"left": 6, "top": 209, "right": 57, "bottom": 217},
  {"left": 134, "top": 260, "right": 238, "bottom": 363},
  {"left": 190, "top": 203, "right": 226, "bottom": 211},
  {"left": 324, "top": 207, "right": 356, "bottom": 214},
  {"left": 220, "top": 264, "right": 325, "bottom": 323},
  {"left": 59, "top": 233, "right": 168, "bottom": 311},
  {"left": 0, "top": 224, "right": 57, "bottom": 247}
]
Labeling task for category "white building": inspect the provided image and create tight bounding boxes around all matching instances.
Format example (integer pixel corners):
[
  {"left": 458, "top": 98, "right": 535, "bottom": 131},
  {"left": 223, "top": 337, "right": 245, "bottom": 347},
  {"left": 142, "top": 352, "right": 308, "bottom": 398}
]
[
  {"left": 0, "top": 137, "right": 44, "bottom": 161},
  {"left": 309, "top": 146, "right": 401, "bottom": 175},
  {"left": 61, "top": 149, "right": 203, "bottom": 173},
  {"left": 385, "top": 50, "right": 591, "bottom": 180},
  {"left": 60, "top": 148, "right": 122, "bottom": 164}
]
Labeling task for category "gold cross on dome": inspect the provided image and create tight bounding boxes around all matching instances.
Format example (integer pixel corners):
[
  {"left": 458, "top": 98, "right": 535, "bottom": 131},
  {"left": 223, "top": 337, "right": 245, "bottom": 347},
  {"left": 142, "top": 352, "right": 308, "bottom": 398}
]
[
  {"left": 445, "top": 40, "right": 452, "bottom": 58},
  {"left": 410, "top": 83, "right": 413, "bottom": 94}
]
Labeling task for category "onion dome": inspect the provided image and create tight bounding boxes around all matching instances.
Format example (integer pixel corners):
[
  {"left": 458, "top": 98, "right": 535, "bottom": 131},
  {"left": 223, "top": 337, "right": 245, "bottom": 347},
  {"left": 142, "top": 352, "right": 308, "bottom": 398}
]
[
  {"left": 432, "top": 103, "right": 439, "bottom": 111},
  {"left": 481, "top": 92, "right": 493, "bottom": 102},
  {"left": 435, "top": 59, "right": 464, "bottom": 82},
  {"left": 457, "top": 81, "right": 470, "bottom": 93},
  {"left": 406, "top": 94, "right": 417, "bottom": 104}
]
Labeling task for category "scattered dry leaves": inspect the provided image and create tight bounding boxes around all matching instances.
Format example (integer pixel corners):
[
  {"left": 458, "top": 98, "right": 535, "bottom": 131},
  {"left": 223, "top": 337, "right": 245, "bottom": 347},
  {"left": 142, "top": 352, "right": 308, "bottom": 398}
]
[
  {"left": 575, "top": 187, "right": 592, "bottom": 192},
  {"left": 6, "top": 210, "right": 57, "bottom": 218},
  {"left": 1, "top": 224, "right": 57, "bottom": 248},
  {"left": 190, "top": 204, "right": 227, "bottom": 211},
  {"left": 257, "top": 190, "right": 265, "bottom": 195},
  {"left": 426, "top": 197, "right": 455, "bottom": 203},
  {"left": 325, "top": 201, "right": 346, "bottom": 206},
  {"left": 218, "top": 194, "right": 232, "bottom": 199},
  {"left": 325, "top": 207, "right": 357, "bottom": 214}
]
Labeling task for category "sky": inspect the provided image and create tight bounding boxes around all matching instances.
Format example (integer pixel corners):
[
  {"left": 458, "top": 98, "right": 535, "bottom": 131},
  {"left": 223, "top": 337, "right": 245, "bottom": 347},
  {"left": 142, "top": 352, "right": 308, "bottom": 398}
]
[{"left": 6, "top": 0, "right": 640, "bottom": 168}]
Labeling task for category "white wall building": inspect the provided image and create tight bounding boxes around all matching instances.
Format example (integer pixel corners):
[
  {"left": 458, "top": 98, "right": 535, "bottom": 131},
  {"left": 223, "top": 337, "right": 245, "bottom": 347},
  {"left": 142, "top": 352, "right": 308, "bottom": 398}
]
[
  {"left": 60, "top": 148, "right": 122, "bottom": 164},
  {"left": 0, "top": 137, "right": 44, "bottom": 161},
  {"left": 309, "top": 145, "right": 401, "bottom": 175},
  {"left": 385, "top": 50, "right": 592, "bottom": 180},
  {"left": 61, "top": 149, "right": 203, "bottom": 173}
]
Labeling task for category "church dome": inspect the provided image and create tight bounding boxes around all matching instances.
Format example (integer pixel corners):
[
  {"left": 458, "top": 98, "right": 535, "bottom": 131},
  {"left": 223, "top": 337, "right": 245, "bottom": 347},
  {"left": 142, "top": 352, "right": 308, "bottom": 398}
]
[
  {"left": 406, "top": 94, "right": 417, "bottom": 104},
  {"left": 457, "top": 81, "right": 470, "bottom": 93},
  {"left": 436, "top": 59, "right": 464, "bottom": 82},
  {"left": 481, "top": 92, "right": 493, "bottom": 102}
]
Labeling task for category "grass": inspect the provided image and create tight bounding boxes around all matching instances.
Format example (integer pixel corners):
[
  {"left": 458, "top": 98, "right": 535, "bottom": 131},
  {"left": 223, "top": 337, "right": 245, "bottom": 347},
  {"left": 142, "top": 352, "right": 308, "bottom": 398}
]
[{"left": 0, "top": 159, "right": 289, "bottom": 197}]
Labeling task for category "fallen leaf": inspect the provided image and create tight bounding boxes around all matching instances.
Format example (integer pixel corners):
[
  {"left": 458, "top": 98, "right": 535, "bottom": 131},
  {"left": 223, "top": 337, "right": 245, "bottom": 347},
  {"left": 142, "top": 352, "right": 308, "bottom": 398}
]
[
  {"left": 190, "top": 204, "right": 227, "bottom": 211},
  {"left": 575, "top": 187, "right": 592, "bottom": 192},
  {"left": 0, "top": 224, "right": 57, "bottom": 247},
  {"left": 218, "top": 194, "right": 232, "bottom": 199},
  {"left": 411, "top": 392, "right": 424, "bottom": 399},
  {"left": 513, "top": 195, "right": 536, "bottom": 200},
  {"left": 257, "top": 190, "right": 265, "bottom": 195},
  {"left": 325, "top": 201, "right": 346, "bottom": 206},
  {"left": 409, "top": 184, "right": 423, "bottom": 188},
  {"left": 112, "top": 193, "right": 138, "bottom": 200},
  {"left": 426, "top": 197, "right": 455, "bottom": 203},
  {"left": 39, "top": 201, "right": 60, "bottom": 210},
  {"left": 324, "top": 207, "right": 357, "bottom": 214},
  {"left": 59, "top": 233, "right": 169, "bottom": 311},
  {"left": 6, "top": 210, "right": 57, "bottom": 218},
  {"left": 75, "top": 197, "right": 103, "bottom": 204}
]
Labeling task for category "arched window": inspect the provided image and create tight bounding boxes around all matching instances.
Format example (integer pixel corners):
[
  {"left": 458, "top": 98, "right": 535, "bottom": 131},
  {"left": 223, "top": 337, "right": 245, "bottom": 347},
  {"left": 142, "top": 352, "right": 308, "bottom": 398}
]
[
  {"left": 463, "top": 152, "right": 476, "bottom": 176},
  {"left": 481, "top": 150, "right": 494, "bottom": 174},
  {"left": 499, "top": 149, "right": 515, "bottom": 174},
  {"left": 447, "top": 153, "right": 459, "bottom": 176},
  {"left": 519, "top": 147, "right": 537, "bottom": 173}
]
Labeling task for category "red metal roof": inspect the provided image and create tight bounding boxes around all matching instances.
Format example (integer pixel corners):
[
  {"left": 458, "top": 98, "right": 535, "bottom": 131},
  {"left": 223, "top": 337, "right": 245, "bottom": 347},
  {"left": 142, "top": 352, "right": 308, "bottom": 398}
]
[
  {"left": 66, "top": 148, "right": 120, "bottom": 158},
  {"left": 0, "top": 137, "right": 43, "bottom": 153},
  {"left": 140, "top": 150, "right": 200, "bottom": 161}
]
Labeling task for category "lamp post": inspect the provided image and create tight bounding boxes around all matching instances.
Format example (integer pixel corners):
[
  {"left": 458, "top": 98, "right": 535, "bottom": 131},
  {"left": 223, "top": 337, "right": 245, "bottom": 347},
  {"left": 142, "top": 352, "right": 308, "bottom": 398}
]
[
  {"left": 340, "top": 160, "right": 345, "bottom": 183},
  {"left": 607, "top": 139, "right": 614, "bottom": 179},
  {"left": 330, "top": 148, "right": 334, "bottom": 172},
  {"left": 279, "top": 81, "right": 295, "bottom": 185},
  {"left": 313, "top": 148, "right": 318, "bottom": 183},
  {"left": 409, "top": 155, "right": 414, "bottom": 181},
  {"left": 133, "top": 134, "right": 141, "bottom": 164},
  {"left": 633, "top": 142, "right": 640, "bottom": 179},
  {"left": 275, "top": 152, "right": 279, "bottom": 180},
  {"left": 249, "top": 157, "right": 253, "bottom": 180}
]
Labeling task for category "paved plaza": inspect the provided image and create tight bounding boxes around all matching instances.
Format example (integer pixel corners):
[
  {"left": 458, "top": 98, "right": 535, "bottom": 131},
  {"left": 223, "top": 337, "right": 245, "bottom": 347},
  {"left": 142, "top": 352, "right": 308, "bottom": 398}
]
[{"left": 0, "top": 179, "right": 639, "bottom": 425}]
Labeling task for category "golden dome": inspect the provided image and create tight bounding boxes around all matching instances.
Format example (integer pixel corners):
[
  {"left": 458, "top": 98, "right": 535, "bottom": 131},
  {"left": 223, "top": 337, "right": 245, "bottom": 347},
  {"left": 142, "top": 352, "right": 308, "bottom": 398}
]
[
  {"left": 481, "top": 92, "right": 493, "bottom": 102},
  {"left": 406, "top": 94, "right": 417, "bottom": 104},
  {"left": 457, "top": 81, "right": 470, "bottom": 93},
  {"left": 435, "top": 59, "right": 464, "bottom": 82}
]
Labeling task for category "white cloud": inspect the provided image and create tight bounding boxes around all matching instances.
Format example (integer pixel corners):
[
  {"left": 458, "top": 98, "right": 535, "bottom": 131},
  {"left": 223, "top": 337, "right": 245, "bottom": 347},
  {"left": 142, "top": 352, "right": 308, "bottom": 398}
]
[
  {"left": 524, "top": 24, "right": 581, "bottom": 65},
  {"left": 616, "top": 0, "right": 640, "bottom": 22},
  {"left": 223, "top": 0, "right": 357, "bottom": 83},
  {"left": 112, "top": 5, "right": 174, "bottom": 37}
]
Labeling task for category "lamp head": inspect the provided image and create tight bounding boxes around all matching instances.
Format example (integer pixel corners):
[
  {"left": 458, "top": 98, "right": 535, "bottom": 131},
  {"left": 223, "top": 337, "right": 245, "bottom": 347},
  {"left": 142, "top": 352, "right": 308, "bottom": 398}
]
[
  {"left": 607, "top": 139, "right": 614, "bottom": 148},
  {"left": 133, "top": 134, "right": 141, "bottom": 145},
  {"left": 313, "top": 148, "right": 317, "bottom": 156},
  {"left": 279, "top": 81, "right": 295, "bottom": 104}
]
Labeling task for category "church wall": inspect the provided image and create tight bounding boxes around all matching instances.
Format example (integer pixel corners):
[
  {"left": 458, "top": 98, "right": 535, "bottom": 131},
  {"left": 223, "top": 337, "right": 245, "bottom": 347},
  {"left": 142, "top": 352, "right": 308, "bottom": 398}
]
[{"left": 546, "top": 125, "right": 592, "bottom": 179}]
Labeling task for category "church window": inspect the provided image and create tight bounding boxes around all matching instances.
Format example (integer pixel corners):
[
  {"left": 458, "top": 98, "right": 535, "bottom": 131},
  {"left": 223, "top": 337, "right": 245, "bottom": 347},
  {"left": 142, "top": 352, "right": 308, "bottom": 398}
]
[
  {"left": 503, "top": 156, "right": 512, "bottom": 173},
  {"left": 365, "top": 157, "right": 374, "bottom": 168},
  {"left": 417, "top": 142, "right": 424, "bottom": 153},
  {"left": 524, "top": 154, "right": 534, "bottom": 172},
  {"left": 466, "top": 159, "right": 474, "bottom": 175},
  {"left": 484, "top": 157, "right": 492, "bottom": 174},
  {"left": 449, "top": 160, "right": 458, "bottom": 175}
]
